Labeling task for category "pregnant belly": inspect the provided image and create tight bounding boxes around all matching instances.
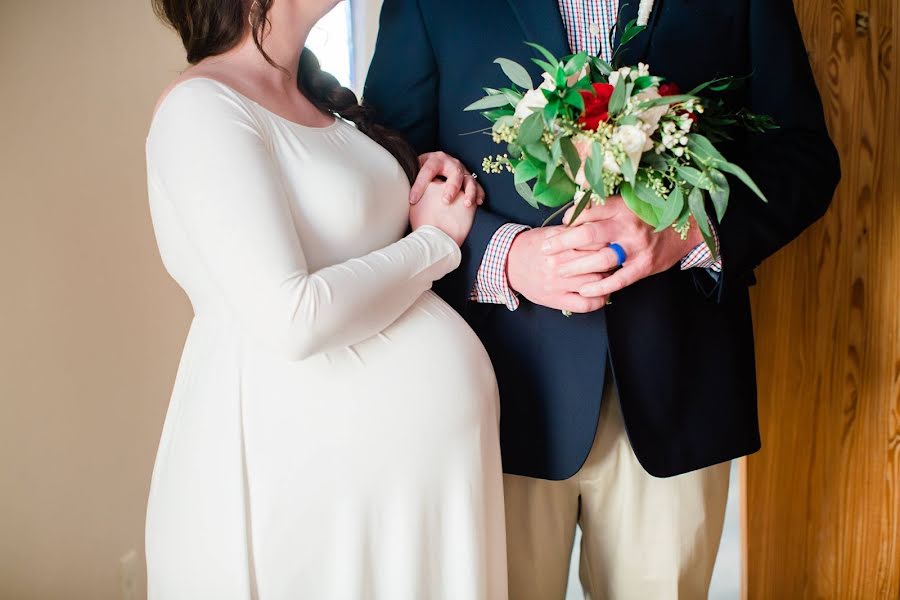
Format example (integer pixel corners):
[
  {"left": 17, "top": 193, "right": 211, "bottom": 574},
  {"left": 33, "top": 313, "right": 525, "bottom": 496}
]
[{"left": 239, "top": 291, "right": 499, "bottom": 470}]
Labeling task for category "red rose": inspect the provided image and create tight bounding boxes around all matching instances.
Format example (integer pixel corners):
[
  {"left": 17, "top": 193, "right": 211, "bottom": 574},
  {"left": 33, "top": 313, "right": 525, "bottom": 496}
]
[
  {"left": 658, "top": 82, "right": 681, "bottom": 97},
  {"left": 659, "top": 81, "right": 699, "bottom": 123},
  {"left": 578, "top": 83, "right": 615, "bottom": 131}
]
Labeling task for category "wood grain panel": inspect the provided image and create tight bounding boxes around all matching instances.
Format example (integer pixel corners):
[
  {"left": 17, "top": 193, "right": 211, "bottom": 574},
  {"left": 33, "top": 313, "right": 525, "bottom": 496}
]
[{"left": 744, "top": 0, "right": 899, "bottom": 598}]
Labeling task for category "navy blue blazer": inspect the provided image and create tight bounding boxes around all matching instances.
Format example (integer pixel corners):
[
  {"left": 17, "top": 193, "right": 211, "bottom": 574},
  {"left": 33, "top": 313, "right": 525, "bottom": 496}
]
[{"left": 364, "top": 0, "right": 840, "bottom": 479}]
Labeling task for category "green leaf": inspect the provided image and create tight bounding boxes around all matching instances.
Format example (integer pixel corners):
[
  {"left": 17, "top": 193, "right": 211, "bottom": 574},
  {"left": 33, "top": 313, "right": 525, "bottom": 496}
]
[
  {"left": 564, "top": 52, "right": 588, "bottom": 77},
  {"left": 514, "top": 159, "right": 540, "bottom": 184},
  {"left": 641, "top": 152, "right": 668, "bottom": 171},
  {"left": 494, "top": 58, "right": 534, "bottom": 90},
  {"left": 707, "top": 168, "right": 730, "bottom": 221},
  {"left": 525, "top": 42, "right": 561, "bottom": 68},
  {"left": 618, "top": 19, "right": 647, "bottom": 48},
  {"left": 634, "top": 177, "right": 666, "bottom": 208},
  {"left": 517, "top": 112, "right": 545, "bottom": 146},
  {"left": 564, "top": 88, "right": 586, "bottom": 112},
  {"left": 568, "top": 192, "right": 592, "bottom": 226},
  {"left": 688, "top": 186, "right": 717, "bottom": 253},
  {"left": 621, "top": 182, "right": 659, "bottom": 228},
  {"left": 584, "top": 141, "right": 605, "bottom": 194},
  {"left": 654, "top": 185, "right": 685, "bottom": 231},
  {"left": 687, "top": 134, "right": 726, "bottom": 163},
  {"left": 608, "top": 76, "right": 627, "bottom": 116},
  {"left": 483, "top": 108, "right": 515, "bottom": 121},
  {"left": 532, "top": 58, "right": 557, "bottom": 76},
  {"left": 676, "top": 165, "right": 712, "bottom": 190},
  {"left": 555, "top": 64, "right": 568, "bottom": 87},
  {"left": 559, "top": 137, "right": 582, "bottom": 178},
  {"left": 543, "top": 99, "right": 561, "bottom": 125},
  {"left": 524, "top": 142, "right": 552, "bottom": 164},
  {"left": 714, "top": 160, "right": 768, "bottom": 203},
  {"left": 534, "top": 169, "right": 578, "bottom": 207},
  {"left": 632, "top": 75, "right": 660, "bottom": 92},
  {"left": 491, "top": 115, "right": 516, "bottom": 133},
  {"left": 636, "top": 94, "right": 696, "bottom": 110},
  {"left": 588, "top": 56, "right": 613, "bottom": 77},
  {"left": 545, "top": 157, "right": 558, "bottom": 183},
  {"left": 515, "top": 181, "right": 539, "bottom": 209},
  {"left": 464, "top": 94, "right": 513, "bottom": 112},
  {"left": 620, "top": 155, "right": 636, "bottom": 185}
]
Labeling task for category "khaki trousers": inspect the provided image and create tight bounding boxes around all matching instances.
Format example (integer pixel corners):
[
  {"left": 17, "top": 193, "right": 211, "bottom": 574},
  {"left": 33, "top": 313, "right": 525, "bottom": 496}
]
[{"left": 503, "top": 381, "right": 731, "bottom": 600}]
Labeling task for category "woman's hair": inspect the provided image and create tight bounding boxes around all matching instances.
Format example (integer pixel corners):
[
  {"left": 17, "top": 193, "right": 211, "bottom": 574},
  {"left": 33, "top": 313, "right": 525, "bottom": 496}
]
[{"left": 151, "top": 0, "right": 420, "bottom": 183}]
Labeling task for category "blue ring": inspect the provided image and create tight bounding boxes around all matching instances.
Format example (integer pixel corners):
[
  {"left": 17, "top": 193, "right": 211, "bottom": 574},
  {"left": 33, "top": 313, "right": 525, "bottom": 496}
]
[{"left": 608, "top": 243, "right": 627, "bottom": 267}]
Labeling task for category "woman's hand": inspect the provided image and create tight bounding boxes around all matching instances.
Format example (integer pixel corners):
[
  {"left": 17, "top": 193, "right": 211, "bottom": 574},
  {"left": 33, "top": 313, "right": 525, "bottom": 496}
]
[
  {"left": 410, "top": 181, "right": 476, "bottom": 247},
  {"left": 409, "top": 152, "right": 485, "bottom": 208}
]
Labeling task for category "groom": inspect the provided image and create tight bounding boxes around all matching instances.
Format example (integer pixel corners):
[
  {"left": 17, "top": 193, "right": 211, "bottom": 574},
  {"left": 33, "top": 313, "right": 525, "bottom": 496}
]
[{"left": 366, "top": 0, "right": 839, "bottom": 597}]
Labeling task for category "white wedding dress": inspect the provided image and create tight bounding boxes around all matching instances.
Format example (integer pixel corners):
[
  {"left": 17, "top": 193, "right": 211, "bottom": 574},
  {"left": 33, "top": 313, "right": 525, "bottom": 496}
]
[{"left": 144, "top": 78, "right": 507, "bottom": 600}]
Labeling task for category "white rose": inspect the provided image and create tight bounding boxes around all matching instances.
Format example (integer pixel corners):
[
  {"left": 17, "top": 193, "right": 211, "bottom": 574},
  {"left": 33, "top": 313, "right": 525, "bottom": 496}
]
[
  {"left": 514, "top": 75, "right": 556, "bottom": 120},
  {"left": 514, "top": 87, "right": 549, "bottom": 120},
  {"left": 608, "top": 125, "right": 649, "bottom": 174},
  {"left": 607, "top": 67, "right": 633, "bottom": 88}
]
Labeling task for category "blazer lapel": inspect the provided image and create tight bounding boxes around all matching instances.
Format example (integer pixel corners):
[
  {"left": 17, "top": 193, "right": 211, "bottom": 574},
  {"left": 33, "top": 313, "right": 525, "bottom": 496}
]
[
  {"left": 613, "top": 0, "right": 663, "bottom": 63},
  {"left": 505, "top": 0, "right": 570, "bottom": 58}
]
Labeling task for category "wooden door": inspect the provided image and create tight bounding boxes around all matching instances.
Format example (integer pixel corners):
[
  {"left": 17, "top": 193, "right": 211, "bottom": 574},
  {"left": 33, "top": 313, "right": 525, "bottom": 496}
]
[{"left": 744, "top": 0, "right": 899, "bottom": 598}]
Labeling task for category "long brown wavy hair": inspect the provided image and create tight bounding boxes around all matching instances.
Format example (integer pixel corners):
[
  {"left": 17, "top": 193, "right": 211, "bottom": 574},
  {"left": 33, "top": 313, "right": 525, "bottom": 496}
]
[{"left": 151, "top": 0, "right": 420, "bottom": 183}]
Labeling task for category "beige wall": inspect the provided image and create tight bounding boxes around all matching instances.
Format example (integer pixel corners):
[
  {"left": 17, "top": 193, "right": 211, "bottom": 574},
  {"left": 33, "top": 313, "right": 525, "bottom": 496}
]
[
  {"left": 0, "top": 2, "right": 385, "bottom": 599},
  {"left": 0, "top": 2, "right": 189, "bottom": 599}
]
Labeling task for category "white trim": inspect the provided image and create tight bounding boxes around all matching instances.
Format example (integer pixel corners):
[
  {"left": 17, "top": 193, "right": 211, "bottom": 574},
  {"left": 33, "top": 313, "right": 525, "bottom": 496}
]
[{"left": 637, "top": 0, "right": 655, "bottom": 26}]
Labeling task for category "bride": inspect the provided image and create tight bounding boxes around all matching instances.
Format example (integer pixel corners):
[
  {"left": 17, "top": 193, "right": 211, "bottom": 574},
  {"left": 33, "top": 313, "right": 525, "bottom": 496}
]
[{"left": 144, "top": 0, "right": 507, "bottom": 598}]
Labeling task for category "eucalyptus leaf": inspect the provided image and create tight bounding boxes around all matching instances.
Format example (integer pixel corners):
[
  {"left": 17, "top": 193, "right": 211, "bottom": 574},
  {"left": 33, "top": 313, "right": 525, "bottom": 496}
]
[
  {"left": 634, "top": 177, "right": 666, "bottom": 207},
  {"left": 608, "top": 77, "right": 627, "bottom": 116},
  {"left": 524, "top": 142, "right": 552, "bottom": 164},
  {"left": 620, "top": 155, "right": 636, "bottom": 185},
  {"left": 564, "top": 52, "right": 588, "bottom": 77},
  {"left": 714, "top": 160, "right": 768, "bottom": 203},
  {"left": 495, "top": 58, "right": 534, "bottom": 90},
  {"left": 707, "top": 168, "right": 730, "bottom": 221},
  {"left": 687, "top": 134, "right": 726, "bottom": 163},
  {"left": 676, "top": 165, "right": 712, "bottom": 190},
  {"left": 568, "top": 192, "right": 592, "bottom": 226},
  {"left": 584, "top": 141, "right": 605, "bottom": 194},
  {"left": 636, "top": 94, "right": 696, "bottom": 110},
  {"left": 559, "top": 137, "right": 582, "bottom": 178},
  {"left": 688, "top": 187, "right": 716, "bottom": 254},
  {"left": 517, "top": 112, "right": 545, "bottom": 146},
  {"left": 534, "top": 169, "right": 578, "bottom": 207},
  {"left": 491, "top": 115, "right": 516, "bottom": 133},
  {"left": 654, "top": 185, "right": 685, "bottom": 232},
  {"left": 515, "top": 181, "right": 539, "bottom": 209},
  {"left": 621, "top": 182, "right": 659, "bottom": 228},
  {"left": 514, "top": 159, "right": 540, "bottom": 184},
  {"left": 589, "top": 56, "right": 613, "bottom": 77},
  {"left": 464, "top": 94, "right": 513, "bottom": 112}
]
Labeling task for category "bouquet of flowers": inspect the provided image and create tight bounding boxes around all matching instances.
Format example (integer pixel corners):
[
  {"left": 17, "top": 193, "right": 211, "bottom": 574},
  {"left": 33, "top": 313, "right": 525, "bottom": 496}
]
[{"left": 465, "top": 24, "right": 776, "bottom": 253}]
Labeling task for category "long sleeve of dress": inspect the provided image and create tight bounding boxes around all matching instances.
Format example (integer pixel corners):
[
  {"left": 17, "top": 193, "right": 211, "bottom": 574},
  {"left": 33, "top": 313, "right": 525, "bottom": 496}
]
[{"left": 146, "top": 81, "right": 461, "bottom": 361}]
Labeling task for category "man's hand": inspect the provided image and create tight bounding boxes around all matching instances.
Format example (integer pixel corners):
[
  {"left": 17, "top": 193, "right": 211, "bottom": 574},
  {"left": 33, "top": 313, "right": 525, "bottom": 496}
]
[
  {"left": 507, "top": 227, "right": 610, "bottom": 314},
  {"left": 542, "top": 195, "right": 704, "bottom": 298},
  {"left": 409, "top": 152, "right": 485, "bottom": 208}
]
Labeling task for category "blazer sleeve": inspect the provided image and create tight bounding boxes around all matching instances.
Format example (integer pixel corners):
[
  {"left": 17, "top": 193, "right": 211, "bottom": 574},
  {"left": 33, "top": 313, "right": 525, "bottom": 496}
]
[
  {"left": 709, "top": 0, "right": 841, "bottom": 296},
  {"left": 364, "top": 0, "right": 517, "bottom": 301},
  {"left": 146, "top": 80, "right": 461, "bottom": 362}
]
